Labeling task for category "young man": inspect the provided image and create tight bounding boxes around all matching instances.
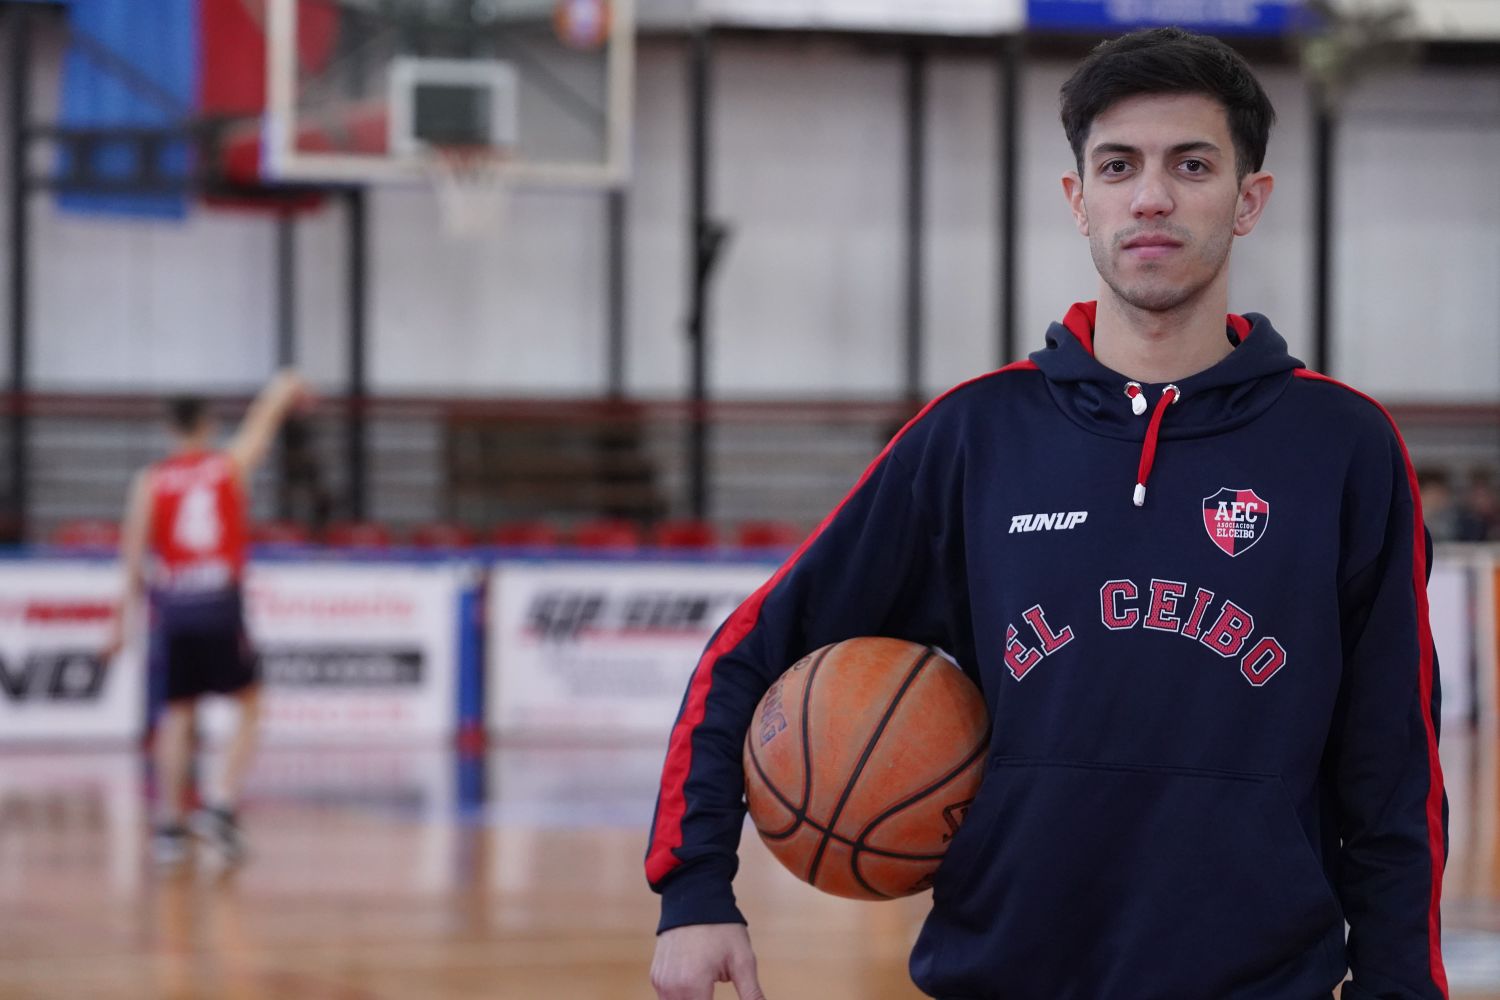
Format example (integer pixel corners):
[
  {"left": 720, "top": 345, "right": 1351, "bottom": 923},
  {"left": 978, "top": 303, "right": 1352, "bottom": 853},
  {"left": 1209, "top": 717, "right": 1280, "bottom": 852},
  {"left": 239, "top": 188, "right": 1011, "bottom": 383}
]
[
  {"left": 647, "top": 28, "right": 1447, "bottom": 1000},
  {"left": 105, "top": 370, "right": 310, "bottom": 865}
]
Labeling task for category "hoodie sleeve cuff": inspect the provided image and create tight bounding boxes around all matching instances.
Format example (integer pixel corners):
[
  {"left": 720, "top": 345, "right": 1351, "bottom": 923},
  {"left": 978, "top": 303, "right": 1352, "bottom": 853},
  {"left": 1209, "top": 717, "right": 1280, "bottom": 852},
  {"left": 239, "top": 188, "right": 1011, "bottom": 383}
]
[{"left": 656, "top": 858, "right": 746, "bottom": 934}]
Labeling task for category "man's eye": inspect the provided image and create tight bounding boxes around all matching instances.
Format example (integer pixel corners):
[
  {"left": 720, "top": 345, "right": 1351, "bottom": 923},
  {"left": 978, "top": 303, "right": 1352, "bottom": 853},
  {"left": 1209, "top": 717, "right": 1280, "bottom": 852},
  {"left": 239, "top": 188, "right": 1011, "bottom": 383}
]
[
  {"left": 1181, "top": 159, "right": 1207, "bottom": 173},
  {"left": 1102, "top": 159, "right": 1129, "bottom": 174}
]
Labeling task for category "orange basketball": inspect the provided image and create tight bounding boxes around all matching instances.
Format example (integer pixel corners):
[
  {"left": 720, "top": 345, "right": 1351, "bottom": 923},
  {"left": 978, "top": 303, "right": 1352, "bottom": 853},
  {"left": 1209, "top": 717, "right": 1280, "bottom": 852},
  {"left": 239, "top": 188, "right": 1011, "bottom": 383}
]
[{"left": 742, "top": 637, "right": 989, "bottom": 900}]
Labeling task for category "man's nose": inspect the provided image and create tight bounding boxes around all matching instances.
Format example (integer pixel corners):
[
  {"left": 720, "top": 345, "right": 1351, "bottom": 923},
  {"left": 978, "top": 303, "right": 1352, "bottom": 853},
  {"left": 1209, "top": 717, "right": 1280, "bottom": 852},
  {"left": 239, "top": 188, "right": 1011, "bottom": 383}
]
[{"left": 1131, "top": 170, "right": 1174, "bottom": 218}]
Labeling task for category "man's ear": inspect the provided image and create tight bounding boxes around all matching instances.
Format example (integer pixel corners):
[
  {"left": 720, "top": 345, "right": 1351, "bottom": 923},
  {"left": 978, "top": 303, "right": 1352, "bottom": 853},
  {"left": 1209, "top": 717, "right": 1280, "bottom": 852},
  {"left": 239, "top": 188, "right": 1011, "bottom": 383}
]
[
  {"left": 1233, "top": 171, "right": 1274, "bottom": 237},
  {"left": 1062, "top": 170, "right": 1088, "bottom": 236}
]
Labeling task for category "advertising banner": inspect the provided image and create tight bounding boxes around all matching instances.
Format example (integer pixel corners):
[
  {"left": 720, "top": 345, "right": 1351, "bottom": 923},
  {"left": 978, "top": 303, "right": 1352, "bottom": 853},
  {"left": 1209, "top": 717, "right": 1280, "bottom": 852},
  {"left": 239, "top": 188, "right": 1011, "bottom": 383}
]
[
  {"left": 698, "top": 0, "right": 1022, "bottom": 34},
  {"left": 488, "top": 560, "right": 776, "bottom": 738},
  {"left": 0, "top": 562, "right": 144, "bottom": 742},
  {"left": 1429, "top": 557, "right": 1472, "bottom": 724},
  {"left": 230, "top": 563, "right": 471, "bottom": 744},
  {"left": 1027, "top": 0, "right": 1300, "bottom": 34}
]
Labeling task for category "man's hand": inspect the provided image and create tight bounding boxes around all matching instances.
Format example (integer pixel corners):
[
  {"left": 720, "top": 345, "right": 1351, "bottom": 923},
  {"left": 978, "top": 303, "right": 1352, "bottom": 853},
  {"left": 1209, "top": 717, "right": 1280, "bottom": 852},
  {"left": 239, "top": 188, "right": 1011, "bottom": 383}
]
[
  {"left": 99, "top": 614, "right": 125, "bottom": 664},
  {"left": 285, "top": 371, "right": 316, "bottom": 413},
  {"left": 651, "top": 923, "right": 766, "bottom": 1000}
]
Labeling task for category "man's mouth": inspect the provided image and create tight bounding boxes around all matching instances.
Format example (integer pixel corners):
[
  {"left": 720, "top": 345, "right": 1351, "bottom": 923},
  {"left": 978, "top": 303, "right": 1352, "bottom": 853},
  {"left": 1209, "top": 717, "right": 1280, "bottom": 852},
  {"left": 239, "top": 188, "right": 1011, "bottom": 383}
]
[{"left": 1123, "top": 235, "right": 1183, "bottom": 259}]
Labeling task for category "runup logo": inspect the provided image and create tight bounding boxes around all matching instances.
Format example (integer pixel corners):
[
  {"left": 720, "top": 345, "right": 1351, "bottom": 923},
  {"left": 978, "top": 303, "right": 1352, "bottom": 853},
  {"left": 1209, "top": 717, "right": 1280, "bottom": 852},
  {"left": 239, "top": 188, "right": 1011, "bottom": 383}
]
[{"left": 1009, "top": 511, "right": 1088, "bottom": 534}]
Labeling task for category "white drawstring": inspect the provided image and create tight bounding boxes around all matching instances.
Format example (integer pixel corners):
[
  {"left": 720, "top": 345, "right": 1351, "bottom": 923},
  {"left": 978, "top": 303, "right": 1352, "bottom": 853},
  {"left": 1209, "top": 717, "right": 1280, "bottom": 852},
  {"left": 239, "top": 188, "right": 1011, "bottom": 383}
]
[{"left": 1131, "top": 384, "right": 1181, "bottom": 507}]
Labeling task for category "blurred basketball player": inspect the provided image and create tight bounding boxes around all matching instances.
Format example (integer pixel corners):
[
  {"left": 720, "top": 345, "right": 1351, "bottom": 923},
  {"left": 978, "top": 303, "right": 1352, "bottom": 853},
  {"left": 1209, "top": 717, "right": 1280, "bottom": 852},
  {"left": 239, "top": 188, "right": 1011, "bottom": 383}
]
[{"left": 104, "top": 371, "right": 310, "bottom": 865}]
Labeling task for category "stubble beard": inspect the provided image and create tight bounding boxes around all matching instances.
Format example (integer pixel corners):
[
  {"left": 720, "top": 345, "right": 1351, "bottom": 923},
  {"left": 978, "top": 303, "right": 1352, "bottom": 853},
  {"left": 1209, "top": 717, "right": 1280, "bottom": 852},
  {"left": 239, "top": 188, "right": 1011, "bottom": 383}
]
[{"left": 1090, "top": 215, "right": 1235, "bottom": 315}]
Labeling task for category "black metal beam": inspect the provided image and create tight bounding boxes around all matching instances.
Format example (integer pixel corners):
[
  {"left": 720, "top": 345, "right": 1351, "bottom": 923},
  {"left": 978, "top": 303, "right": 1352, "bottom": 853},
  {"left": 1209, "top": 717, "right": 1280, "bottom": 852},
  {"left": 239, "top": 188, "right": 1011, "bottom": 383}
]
[
  {"left": 7, "top": 6, "right": 33, "bottom": 542},
  {"left": 998, "top": 35, "right": 1021, "bottom": 365},
  {"left": 275, "top": 211, "right": 298, "bottom": 521},
  {"left": 606, "top": 188, "right": 626, "bottom": 398},
  {"left": 685, "top": 30, "right": 719, "bottom": 521},
  {"left": 345, "top": 188, "right": 368, "bottom": 521},
  {"left": 276, "top": 212, "right": 297, "bottom": 368},
  {"left": 903, "top": 47, "right": 926, "bottom": 405},
  {"left": 1312, "top": 99, "right": 1333, "bottom": 375}
]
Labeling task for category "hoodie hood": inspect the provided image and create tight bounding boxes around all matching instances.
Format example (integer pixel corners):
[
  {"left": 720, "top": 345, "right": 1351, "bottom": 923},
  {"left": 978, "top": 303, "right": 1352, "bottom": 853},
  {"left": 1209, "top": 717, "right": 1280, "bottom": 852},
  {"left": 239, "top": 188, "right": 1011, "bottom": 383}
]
[{"left": 1030, "top": 301, "right": 1303, "bottom": 442}]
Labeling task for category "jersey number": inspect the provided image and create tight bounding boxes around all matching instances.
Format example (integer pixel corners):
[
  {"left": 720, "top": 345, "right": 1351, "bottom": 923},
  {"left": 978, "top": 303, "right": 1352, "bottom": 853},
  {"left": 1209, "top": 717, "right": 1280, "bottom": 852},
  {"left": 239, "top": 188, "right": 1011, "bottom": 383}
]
[{"left": 173, "top": 485, "right": 223, "bottom": 553}]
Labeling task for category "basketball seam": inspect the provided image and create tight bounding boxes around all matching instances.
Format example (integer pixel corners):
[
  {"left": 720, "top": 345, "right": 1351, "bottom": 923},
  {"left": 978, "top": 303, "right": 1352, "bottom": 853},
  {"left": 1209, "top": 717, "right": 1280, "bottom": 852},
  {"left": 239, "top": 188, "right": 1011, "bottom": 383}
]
[
  {"left": 847, "top": 736, "right": 989, "bottom": 898},
  {"left": 798, "top": 643, "right": 828, "bottom": 821},
  {"left": 854, "top": 736, "right": 988, "bottom": 848},
  {"left": 745, "top": 740, "right": 801, "bottom": 839},
  {"left": 760, "top": 813, "right": 949, "bottom": 860},
  {"left": 745, "top": 643, "right": 836, "bottom": 841},
  {"left": 804, "top": 646, "right": 936, "bottom": 886}
]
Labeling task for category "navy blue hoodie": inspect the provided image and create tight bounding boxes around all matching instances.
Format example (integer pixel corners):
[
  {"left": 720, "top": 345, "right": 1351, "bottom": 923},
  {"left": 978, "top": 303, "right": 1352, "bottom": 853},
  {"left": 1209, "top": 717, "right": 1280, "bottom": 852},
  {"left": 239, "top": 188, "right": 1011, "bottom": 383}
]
[{"left": 647, "top": 303, "right": 1448, "bottom": 1000}]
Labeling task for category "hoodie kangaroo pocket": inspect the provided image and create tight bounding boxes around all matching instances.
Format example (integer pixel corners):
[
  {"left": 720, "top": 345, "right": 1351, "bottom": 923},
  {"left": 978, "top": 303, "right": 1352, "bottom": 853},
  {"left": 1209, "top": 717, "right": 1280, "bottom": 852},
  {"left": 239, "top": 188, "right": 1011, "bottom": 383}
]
[{"left": 912, "top": 758, "right": 1343, "bottom": 1000}]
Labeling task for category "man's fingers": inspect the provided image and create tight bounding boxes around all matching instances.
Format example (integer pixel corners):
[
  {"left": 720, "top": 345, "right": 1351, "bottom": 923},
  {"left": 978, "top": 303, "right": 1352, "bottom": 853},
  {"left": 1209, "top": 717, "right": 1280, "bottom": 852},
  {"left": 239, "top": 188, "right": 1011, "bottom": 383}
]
[
  {"left": 729, "top": 951, "right": 767, "bottom": 1000},
  {"left": 658, "top": 982, "right": 713, "bottom": 1000},
  {"left": 650, "top": 971, "right": 711, "bottom": 1000},
  {"left": 649, "top": 958, "right": 713, "bottom": 1000}
]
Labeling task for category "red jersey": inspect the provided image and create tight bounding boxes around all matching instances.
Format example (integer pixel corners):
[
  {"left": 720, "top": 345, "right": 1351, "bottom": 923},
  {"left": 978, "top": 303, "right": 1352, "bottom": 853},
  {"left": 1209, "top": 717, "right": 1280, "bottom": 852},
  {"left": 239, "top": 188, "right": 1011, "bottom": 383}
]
[{"left": 147, "top": 451, "right": 248, "bottom": 593}]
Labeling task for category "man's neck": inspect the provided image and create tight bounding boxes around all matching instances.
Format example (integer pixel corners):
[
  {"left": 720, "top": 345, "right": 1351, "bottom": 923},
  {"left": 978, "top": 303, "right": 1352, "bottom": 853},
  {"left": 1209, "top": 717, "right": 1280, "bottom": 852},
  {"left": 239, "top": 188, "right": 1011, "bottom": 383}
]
[
  {"left": 1092, "top": 286, "right": 1235, "bottom": 384},
  {"left": 174, "top": 433, "right": 213, "bottom": 455}
]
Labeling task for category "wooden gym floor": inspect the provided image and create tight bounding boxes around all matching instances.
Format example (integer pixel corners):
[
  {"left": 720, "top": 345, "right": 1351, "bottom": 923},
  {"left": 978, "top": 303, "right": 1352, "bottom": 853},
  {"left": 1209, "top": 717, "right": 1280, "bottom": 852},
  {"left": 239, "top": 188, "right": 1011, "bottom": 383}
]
[{"left": 0, "top": 726, "right": 1495, "bottom": 1000}]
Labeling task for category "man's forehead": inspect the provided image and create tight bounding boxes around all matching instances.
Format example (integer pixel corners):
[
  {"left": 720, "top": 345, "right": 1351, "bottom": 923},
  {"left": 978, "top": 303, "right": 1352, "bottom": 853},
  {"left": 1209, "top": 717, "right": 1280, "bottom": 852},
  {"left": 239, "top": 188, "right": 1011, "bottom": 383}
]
[{"left": 1086, "top": 92, "right": 1232, "bottom": 149}]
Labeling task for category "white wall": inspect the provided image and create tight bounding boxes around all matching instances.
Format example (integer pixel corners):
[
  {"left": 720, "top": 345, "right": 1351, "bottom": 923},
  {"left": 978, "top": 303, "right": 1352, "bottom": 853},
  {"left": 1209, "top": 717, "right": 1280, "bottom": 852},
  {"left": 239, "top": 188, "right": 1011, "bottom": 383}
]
[
  {"left": 3, "top": 22, "right": 1497, "bottom": 402},
  {"left": 712, "top": 38, "right": 904, "bottom": 396},
  {"left": 1333, "top": 69, "right": 1500, "bottom": 398},
  {"left": 15, "top": 22, "right": 281, "bottom": 391},
  {"left": 925, "top": 55, "right": 1000, "bottom": 387}
]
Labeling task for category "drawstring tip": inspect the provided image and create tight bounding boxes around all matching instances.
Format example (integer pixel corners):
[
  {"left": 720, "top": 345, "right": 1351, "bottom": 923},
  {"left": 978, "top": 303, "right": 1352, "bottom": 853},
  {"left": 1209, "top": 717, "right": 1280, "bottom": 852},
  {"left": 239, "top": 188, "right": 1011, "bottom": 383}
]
[{"left": 1133, "top": 483, "right": 1146, "bottom": 507}]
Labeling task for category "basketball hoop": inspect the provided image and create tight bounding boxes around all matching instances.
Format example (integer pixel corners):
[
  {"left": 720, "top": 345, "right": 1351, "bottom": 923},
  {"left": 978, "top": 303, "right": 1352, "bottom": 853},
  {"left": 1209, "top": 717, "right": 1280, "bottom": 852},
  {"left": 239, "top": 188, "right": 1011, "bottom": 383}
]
[{"left": 421, "top": 145, "right": 512, "bottom": 240}]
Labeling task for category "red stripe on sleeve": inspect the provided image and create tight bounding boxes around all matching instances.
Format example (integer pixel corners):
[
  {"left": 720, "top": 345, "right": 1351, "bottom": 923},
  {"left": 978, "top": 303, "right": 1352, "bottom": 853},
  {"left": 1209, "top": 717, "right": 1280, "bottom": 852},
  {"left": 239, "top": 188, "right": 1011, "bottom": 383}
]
[
  {"left": 1294, "top": 369, "right": 1449, "bottom": 998},
  {"left": 645, "top": 360, "right": 1040, "bottom": 887}
]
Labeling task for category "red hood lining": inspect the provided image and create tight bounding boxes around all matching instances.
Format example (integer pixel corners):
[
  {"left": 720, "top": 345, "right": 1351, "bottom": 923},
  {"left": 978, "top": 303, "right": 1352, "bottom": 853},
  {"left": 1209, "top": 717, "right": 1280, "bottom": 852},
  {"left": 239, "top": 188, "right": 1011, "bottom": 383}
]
[{"left": 1063, "top": 300, "right": 1252, "bottom": 357}]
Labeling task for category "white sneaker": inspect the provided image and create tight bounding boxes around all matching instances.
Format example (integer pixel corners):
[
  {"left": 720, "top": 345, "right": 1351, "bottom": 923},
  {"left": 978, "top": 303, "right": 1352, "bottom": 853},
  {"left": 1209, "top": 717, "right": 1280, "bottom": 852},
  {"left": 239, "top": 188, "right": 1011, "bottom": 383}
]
[
  {"left": 151, "top": 825, "right": 189, "bottom": 866},
  {"left": 189, "top": 806, "right": 248, "bottom": 864}
]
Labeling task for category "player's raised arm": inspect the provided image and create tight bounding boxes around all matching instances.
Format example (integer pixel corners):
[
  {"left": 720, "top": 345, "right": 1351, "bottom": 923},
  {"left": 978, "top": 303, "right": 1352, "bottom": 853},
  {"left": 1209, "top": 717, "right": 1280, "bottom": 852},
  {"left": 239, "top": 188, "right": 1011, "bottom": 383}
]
[{"left": 226, "top": 370, "right": 310, "bottom": 479}]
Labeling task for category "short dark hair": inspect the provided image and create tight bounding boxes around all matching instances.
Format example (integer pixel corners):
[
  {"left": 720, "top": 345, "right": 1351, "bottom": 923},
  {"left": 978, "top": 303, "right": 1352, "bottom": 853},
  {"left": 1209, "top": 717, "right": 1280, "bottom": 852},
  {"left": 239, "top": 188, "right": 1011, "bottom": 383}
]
[
  {"left": 167, "top": 396, "right": 209, "bottom": 434},
  {"left": 1059, "top": 27, "right": 1276, "bottom": 180}
]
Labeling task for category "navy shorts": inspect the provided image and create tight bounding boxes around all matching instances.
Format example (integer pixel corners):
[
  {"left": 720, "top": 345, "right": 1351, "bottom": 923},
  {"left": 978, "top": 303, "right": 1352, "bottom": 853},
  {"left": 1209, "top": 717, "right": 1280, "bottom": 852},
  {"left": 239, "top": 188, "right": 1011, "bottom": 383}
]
[{"left": 150, "top": 588, "right": 259, "bottom": 703}]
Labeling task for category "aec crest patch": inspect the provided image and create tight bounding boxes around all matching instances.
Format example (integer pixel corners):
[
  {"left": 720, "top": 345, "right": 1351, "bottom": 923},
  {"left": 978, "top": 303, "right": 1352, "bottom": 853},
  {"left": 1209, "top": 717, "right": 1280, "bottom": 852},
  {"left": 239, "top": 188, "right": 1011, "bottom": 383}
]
[{"left": 1202, "top": 487, "right": 1270, "bottom": 557}]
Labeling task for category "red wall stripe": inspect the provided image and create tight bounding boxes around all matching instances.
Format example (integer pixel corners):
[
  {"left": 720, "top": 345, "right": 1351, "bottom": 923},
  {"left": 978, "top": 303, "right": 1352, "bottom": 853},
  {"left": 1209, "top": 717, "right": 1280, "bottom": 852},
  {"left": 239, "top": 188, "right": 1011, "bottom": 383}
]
[
  {"left": 645, "top": 360, "right": 1040, "bottom": 886},
  {"left": 1293, "top": 369, "right": 1449, "bottom": 998}
]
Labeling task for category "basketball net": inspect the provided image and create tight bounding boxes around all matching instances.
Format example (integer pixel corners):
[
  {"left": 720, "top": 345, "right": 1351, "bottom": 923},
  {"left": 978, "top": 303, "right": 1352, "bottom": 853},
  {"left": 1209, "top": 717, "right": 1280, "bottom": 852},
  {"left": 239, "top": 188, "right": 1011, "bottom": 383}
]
[{"left": 421, "top": 145, "right": 512, "bottom": 240}]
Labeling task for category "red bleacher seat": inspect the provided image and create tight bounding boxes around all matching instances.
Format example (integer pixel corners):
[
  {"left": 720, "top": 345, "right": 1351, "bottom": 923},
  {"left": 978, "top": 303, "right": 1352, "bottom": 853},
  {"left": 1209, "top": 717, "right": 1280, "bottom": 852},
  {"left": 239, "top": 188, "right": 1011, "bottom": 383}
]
[
  {"left": 735, "top": 520, "right": 803, "bottom": 549},
  {"left": 651, "top": 519, "right": 718, "bottom": 549},
  {"left": 491, "top": 521, "right": 562, "bottom": 548},
  {"left": 324, "top": 521, "right": 395, "bottom": 548},
  {"left": 411, "top": 522, "right": 477, "bottom": 548},
  {"left": 251, "top": 521, "right": 310, "bottom": 545},
  {"left": 569, "top": 519, "right": 642, "bottom": 550},
  {"left": 50, "top": 519, "right": 121, "bottom": 549}
]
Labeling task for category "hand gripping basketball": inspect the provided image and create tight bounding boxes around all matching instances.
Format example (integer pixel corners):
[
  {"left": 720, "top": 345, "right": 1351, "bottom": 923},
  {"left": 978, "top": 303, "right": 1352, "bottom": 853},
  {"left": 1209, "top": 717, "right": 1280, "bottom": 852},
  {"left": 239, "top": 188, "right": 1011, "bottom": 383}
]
[{"left": 743, "top": 637, "right": 989, "bottom": 899}]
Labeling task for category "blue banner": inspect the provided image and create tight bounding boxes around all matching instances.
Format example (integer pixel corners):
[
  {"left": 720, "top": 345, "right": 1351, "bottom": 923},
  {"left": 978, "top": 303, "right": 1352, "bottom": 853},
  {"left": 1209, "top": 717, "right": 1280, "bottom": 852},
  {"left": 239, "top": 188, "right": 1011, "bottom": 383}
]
[
  {"left": 1028, "top": 0, "right": 1301, "bottom": 35},
  {"left": 57, "top": 0, "right": 198, "bottom": 219}
]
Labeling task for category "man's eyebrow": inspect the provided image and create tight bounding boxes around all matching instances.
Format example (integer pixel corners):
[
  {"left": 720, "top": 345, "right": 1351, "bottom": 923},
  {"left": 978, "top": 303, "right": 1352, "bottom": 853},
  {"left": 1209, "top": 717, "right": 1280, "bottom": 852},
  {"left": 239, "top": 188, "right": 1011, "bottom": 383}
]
[{"left": 1088, "top": 140, "right": 1223, "bottom": 158}]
